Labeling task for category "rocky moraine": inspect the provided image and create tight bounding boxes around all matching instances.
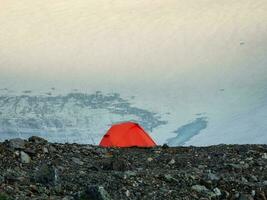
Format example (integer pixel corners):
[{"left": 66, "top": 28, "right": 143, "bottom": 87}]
[{"left": 0, "top": 137, "right": 267, "bottom": 200}]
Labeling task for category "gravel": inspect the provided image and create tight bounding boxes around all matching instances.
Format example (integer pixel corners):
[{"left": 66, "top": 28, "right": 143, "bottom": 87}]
[{"left": 0, "top": 137, "right": 266, "bottom": 199}]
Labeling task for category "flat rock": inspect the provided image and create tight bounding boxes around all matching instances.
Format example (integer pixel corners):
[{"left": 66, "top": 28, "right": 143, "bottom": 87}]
[{"left": 8, "top": 138, "right": 26, "bottom": 149}]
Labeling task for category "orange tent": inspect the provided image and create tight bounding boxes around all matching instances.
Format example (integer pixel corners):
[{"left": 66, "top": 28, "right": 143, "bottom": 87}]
[{"left": 99, "top": 122, "right": 156, "bottom": 147}]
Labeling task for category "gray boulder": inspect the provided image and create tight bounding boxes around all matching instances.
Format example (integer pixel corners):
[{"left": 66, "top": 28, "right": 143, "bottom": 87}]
[
  {"left": 8, "top": 138, "right": 26, "bottom": 149},
  {"left": 20, "top": 151, "right": 31, "bottom": 164}
]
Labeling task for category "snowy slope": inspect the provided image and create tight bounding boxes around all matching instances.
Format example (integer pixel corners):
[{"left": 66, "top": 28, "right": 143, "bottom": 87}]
[{"left": 0, "top": 91, "right": 166, "bottom": 144}]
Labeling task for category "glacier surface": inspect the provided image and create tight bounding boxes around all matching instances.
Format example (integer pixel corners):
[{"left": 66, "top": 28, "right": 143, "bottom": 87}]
[{"left": 0, "top": 91, "right": 166, "bottom": 144}]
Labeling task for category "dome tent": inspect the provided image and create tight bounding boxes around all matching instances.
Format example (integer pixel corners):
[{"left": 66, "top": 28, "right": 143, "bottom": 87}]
[{"left": 99, "top": 122, "right": 156, "bottom": 147}]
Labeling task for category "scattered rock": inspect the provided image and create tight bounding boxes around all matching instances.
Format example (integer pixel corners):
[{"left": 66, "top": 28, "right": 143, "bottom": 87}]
[
  {"left": 207, "top": 172, "right": 220, "bottom": 181},
  {"left": 42, "top": 147, "right": 49, "bottom": 154},
  {"left": 147, "top": 157, "right": 153, "bottom": 162},
  {"left": 8, "top": 138, "right": 26, "bottom": 149},
  {"left": 81, "top": 185, "right": 111, "bottom": 200},
  {"left": 14, "top": 150, "right": 20, "bottom": 157},
  {"left": 213, "top": 188, "right": 221, "bottom": 196},
  {"left": 0, "top": 175, "right": 4, "bottom": 184},
  {"left": 168, "top": 159, "right": 175, "bottom": 165},
  {"left": 228, "top": 163, "right": 243, "bottom": 170},
  {"left": 191, "top": 184, "right": 216, "bottom": 198},
  {"left": 62, "top": 196, "right": 74, "bottom": 200},
  {"left": 191, "top": 185, "right": 209, "bottom": 193},
  {"left": 198, "top": 165, "right": 206, "bottom": 169},
  {"left": 241, "top": 177, "right": 248, "bottom": 183},
  {"left": 249, "top": 175, "right": 258, "bottom": 182},
  {"left": 124, "top": 171, "right": 137, "bottom": 178},
  {"left": 71, "top": 157, "right": 84, "bottom": 165},
  {"left": 125, "top": 190, "right": 130, "bottom": 197},
  {"left": 24, "top": 148, "right": 36, "bottom": 156},
  {"left": 164, "top": 174, "right": 178, "bottom": 183},
  {"left": 238, "top": 193, "right": 254, "bottom": 200},
  {"left": 28, "top": 136, "right": 48, "bottom": 144},
  {"left": 20, "top": 151, "right": 31, "bottom": 164},
  {"left": 3, "top": 169, "right": 21, "bottom": 183},
  {"left": 48, "top": 145, "right": 57, "bottom": 153},
  {"left": 35, "top": 164, "right": 56, "bottom": 185},
  {"left": 0, "top": 139, "right": 266, "bottom": 199}
]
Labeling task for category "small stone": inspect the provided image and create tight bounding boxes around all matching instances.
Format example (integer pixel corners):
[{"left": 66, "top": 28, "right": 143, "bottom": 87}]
[
  {"left": 82, "top": 185, "right": 111, "bottom": 200},
  {"left": 198, "top": 165, "right": 206, "bottom": 169},
  {"left": 147, "top": 157, "right": 153, "bottom": 162},
  {"left": 168, "top": 159, "right": 175, "bottom": 165},
  {"left": 28, "top": 136, "right": 48, "bottom": 144},
  {"left": 223, "top": 190, "right": 230, "bottom": 198},
  {"left": 189, "top": 175, "right": 196, "bottom": 180},
  {"left": 79, "top": 171, "right": 86, "bottom": 175},
  {"left": 8, "top": 138, "right": 26, "bottom": 149},
  {"left": 229, "top": 163, "right": 242, "bottom": 169},
  {"left": 125, "top": 190, "right": 130, "bottom": 197},
  {"left": 132, "top": 182, "right": 139, "bottom": 187},
  {"left": 72, "top": 157, "right": 84, "bottom": 165},
  {"left": 192, "top": 185, "right": 216, "bottom": 198},
  {"left": 164, "top": 174, "right": 178, "bottom": 182},
  {"left": 263, "top": 180, "right": 267, "bottom": 186},
  {"left": 207, "top": 172, "right": 220, "bottom": 181},
  {"left": 241, "top": 177, "right": 248, "bottom": 183},
  {"left": 243, "top": 163, "right": 249, "bottom": 169},
  {"left": 103, "top": 152, "right": 113, "bottom": 158},
  {"left": 246, "top": 157, "right": 253, "bottom": 161},
  {"left": 29, "top": 184, "right": 38, "bottom": 193},
  {"left": 48, "top": 145, "right": 57, "bottom": 153},
  {"left": 191, "top": 185, "right": 208, "bottom": 193},
  {"left": 62, "top": 196, "right": 74, "bottom": 200},
  {"left": 124, "top": 171, "right": 137, "bottom": 177},
  {"left": 20, "top": 151, "right": 31, "bottom": 164},
  {"left": 262, "top": 153, "right": 267, "bottom": 159},
  {"left": 43, "top": 147, "right": 49, "bottom": 154},
  {"left": 235, "top": 192, "right": 240, "bottom": 198},
  {"left": 249, "top": 175, "right": 258, "bottom": 182},
  {"left": 0, "top": 175, "right": 4, "bottom": 184},
  {"left": 251, "top": 190, "right": 256, "bottom": 197},
  {"left": 213, "top": 188, "right": 221, "bottom": 196},
  {"left": 14, "top": 150, "right": 20, "bottom": 157}
]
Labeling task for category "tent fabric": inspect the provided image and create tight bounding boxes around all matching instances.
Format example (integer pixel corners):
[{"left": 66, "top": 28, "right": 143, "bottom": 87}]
[{"left": 99, "top": 122, "right": 156, "bottom": 147}]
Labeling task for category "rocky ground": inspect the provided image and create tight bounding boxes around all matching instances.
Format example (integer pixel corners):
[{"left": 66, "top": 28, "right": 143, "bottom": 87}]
[{"left": 0, "top": 137, "right": 267, "bottom": 200}]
